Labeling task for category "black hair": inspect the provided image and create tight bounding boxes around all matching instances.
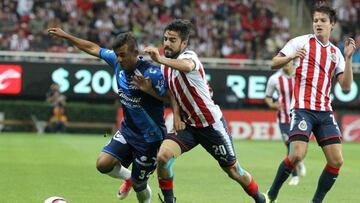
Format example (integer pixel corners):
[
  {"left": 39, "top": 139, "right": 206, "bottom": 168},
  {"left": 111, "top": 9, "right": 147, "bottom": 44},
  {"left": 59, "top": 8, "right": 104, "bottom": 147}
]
[
  {"left": 111, "top": 32, "right": 138, "bottom": 51},
  {"left": 164, "top": 19, "right": 193, "bottom": 41},
  {"left": 312, "top": 4, "right": 337, "bottom": 24}
]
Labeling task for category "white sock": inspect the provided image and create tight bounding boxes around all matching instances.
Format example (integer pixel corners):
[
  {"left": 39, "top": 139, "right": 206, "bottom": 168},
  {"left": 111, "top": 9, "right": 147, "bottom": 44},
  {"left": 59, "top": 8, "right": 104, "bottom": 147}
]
[{"left": 107, "top": 164, "right": 131, "bottom": 180}]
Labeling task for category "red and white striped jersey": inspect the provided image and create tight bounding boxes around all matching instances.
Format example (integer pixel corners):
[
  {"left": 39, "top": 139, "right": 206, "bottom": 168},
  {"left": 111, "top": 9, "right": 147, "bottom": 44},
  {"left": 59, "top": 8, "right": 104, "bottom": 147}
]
[
  {"left": 161, "top": 50, "right": 222, "bottom": 128},
  {"left": 280, "top": 34, "right": 345, "bottom": 111},
  {"left": 265, "top": 70, "right": 294, "bottom": 123}
]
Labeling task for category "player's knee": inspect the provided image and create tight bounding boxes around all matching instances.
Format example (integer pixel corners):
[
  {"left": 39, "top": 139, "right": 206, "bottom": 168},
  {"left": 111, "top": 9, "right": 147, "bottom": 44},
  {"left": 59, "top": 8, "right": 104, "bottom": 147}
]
[
  {"left": 132, "top": 179, "right": 147, "bottom": 192},
  {"left": 96, "top": 157, "right": 113, "bottom": 174},
  {"left": 289, "top": 153, "right": 304, "bottom": 164},
  {"left": 157, "top": 148, "right": 173, "bottom": 165},
  {"left": 224, "top": 163, "right": 243, "bottom": 180},
  {"left": 329, "top": 158, "right": 343, "bottom": 168}
]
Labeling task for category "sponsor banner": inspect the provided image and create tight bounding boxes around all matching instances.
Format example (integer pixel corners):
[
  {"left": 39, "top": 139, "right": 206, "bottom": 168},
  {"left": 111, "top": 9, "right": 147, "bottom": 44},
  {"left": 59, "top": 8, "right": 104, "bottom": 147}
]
[
  {"left": 341, "top": 114, "right": 360, "bottom": 142},
  {"left": 117, "top": 108, "right": 359, "bottom": 142},
  {"left": 0, "top": 64, "right": 22, "bottom": 94},
  {"left": 1, "top": 61, "right": 360, "bottom": 109},
  {"left": 118, "top": 108, "right": 282, "bottom": 140}
]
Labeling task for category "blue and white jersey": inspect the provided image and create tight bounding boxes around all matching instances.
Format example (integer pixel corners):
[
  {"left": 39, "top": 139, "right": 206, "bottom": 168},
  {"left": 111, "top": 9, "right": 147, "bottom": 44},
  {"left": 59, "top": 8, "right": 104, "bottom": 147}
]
[{"left": 99, "top": 48, "right": 167, "bottom": 143}]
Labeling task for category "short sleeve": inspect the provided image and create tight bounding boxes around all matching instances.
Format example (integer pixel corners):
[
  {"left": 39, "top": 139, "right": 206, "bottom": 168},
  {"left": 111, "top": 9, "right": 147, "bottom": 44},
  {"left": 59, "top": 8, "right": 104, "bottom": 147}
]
[
  {"left": 99, "top": 48, "right": 117, "bottom": 68},
  {"left": 144, "top": 66, "right": 167, "bottom": 96},
  {"left": 178, "top": 50, "right": 200, "bottom": 71},
  {"left": 280, "top": 35, "right": 307, "bottom": 57},
  {"left": 334, "top": 48, "right": 345, "bottom": 76},
  {"left": 265, "top": 74, "right": 277, "bottom": 98}
]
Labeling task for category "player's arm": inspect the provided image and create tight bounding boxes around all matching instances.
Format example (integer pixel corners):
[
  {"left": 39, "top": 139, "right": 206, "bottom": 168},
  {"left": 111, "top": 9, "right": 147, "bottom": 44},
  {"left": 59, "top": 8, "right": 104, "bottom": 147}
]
[
  {"left": 131, "top": 75, "right": 169, "bottom": 102},
  {"left": 48, "top": 27, "right": 100, "bottom": 58},
  {"left": 337, "top": 38, "right": 356, "bottom": 91},
  {"left": 264, "top": 97, "right": 280, "bottom": 111},
  {"left": 272, "top": 47, "right": 306, "bottom": 69},
  {"left": 144, "top": 47, "right": 195, "bottom": 73},
  {"left": 169, "top": 91, "right": 185, "bottom": 131}
]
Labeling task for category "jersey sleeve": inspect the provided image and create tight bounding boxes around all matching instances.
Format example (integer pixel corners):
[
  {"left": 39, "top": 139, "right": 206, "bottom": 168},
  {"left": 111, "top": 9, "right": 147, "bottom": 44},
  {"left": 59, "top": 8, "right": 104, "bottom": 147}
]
[
  {"left": 280, "top": 35, "right": 306, "bottom": 57},
  {"left": 178, "top": 50, "right": 200, "bottom": 71},
  {"left": 99, "top": 48, "right": 118, "bottom": 69},
  {"left": 334, "top": 48, "right": 345, "bottom": 76},
  {"left": 265, "top": 74, "right": 277, "bottom": 98},
  {"left": 144, "top": 65, "right": 167, "bottom": 97}
]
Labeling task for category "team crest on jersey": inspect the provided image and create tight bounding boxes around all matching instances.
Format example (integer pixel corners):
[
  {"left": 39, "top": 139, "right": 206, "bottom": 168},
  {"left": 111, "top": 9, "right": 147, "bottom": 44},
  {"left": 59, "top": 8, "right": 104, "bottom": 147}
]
[{"left": 298, "top": 119, "right": 308, "bottom": 131}]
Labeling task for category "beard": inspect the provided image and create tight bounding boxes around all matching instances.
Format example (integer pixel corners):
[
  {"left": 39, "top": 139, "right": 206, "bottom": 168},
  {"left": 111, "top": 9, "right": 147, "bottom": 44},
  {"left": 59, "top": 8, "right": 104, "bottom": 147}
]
[{"left": 164, "top": 47, "right": 181, "bottom": 59}]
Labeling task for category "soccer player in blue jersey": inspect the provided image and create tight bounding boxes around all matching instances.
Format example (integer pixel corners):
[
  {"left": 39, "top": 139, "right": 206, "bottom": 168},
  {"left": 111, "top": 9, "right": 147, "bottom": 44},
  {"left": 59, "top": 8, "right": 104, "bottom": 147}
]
[{"left": 48, "top": 27, "right": 173, "bottom": 203}]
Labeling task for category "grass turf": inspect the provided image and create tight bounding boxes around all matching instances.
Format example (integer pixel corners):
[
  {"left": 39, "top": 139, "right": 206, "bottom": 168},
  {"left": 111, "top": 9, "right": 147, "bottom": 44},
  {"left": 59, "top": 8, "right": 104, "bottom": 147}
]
[{"left": 1, "top": 133, "right": 359, "bottom": 203}]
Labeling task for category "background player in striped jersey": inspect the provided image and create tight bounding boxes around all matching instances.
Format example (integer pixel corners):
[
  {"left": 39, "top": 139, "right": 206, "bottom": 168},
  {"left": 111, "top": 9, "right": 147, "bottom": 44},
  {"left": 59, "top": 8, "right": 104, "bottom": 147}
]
[
  {"left": 48, "top": 28, "right": 171, "bottom": 203},
  {"left": 265, "top": 61, "right": 306, "bottom": 186},
  {"left": 140, "top": 19, "right": 266, "bottom": 203},
  {"left": 266, "top": 4, "right": 356, "bottom": 203}
]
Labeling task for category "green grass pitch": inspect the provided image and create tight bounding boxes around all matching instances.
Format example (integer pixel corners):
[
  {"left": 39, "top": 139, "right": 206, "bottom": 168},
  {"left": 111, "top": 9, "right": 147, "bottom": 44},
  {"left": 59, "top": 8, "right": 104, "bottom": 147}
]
[{"left": 1, "top": 133, "right": 359, "bottom": 203}]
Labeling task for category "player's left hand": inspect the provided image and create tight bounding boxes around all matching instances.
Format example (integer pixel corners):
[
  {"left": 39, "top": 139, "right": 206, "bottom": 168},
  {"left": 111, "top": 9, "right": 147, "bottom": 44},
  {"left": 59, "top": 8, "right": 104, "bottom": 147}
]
[
  {"left": 344, "top": 38, "right": 356, "bottom": 59},
  {"left": 131, "top": 75, "right": 152, "bottom": 93},
  {"left": 144, "top": 47, "right": 162, "bottom": 63}
]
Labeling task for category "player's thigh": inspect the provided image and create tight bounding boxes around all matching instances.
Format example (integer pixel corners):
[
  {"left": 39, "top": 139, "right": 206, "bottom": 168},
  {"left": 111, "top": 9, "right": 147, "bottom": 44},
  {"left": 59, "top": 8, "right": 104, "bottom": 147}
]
[
  {"left": 158, "top": 138, "right": 182, "bottom": 160},
  {"left": 164, "top": 127, "right": 199, "bottom": 155},
  {"left": 313, "top": 111, "right": 342, "bottom": 147},
  {"left": 322, "top": 143, "right": 343, "bottom": 167},
  {"left": 131, "top": 141, "right": 162, "bottom": 182},
  {"left": 289, "top": 109, "right": 314, "bottom": 143},
  {"left": 101, "top": 130, "right": 133, "bottom": 168},
  {"left": 197, "top": 118, "right": 237, "bottom": 167},
  {"left": 279, "top": 123, "right": 290, "bottom": 144}
]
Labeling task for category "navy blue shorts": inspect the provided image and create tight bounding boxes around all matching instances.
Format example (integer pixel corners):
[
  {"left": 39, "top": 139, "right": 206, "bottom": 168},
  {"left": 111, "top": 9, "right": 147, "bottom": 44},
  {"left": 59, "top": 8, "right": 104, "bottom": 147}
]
[
  {"left": 166, "top": 118, "right": 237, "bottom": 167},
  {"left": 279, "top": 123, "right": 290, "bottom": 144},
  {"left": 289, "top": 109, "right": 342, "bottom": 147},
  {"left": 103, "top": 130, "right": 161, "bottom": 182}
]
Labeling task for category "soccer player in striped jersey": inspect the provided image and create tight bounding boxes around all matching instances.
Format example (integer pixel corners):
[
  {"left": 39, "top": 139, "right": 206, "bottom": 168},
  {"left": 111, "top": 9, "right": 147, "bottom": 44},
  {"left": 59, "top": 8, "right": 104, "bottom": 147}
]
[
  {"left": 142, "top": 19, "right": 266, "bottom": 203},
  {"left": 265, "top": 61, "right": 306, "bottom": 186},
  {"left": 265, "top": 4, "right": 356, "bottom": 203}
]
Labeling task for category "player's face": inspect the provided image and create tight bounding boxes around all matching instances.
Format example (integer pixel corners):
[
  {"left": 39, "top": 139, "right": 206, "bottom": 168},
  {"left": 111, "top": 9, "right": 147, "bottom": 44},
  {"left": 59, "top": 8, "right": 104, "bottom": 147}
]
[
  {"left": 114, "top": 44, "right": 138, "bottom": 71},
  {"left": 313, "top": 11, "right": 334, "bottom": 40},
  {"left": 163, "top": 30, "right": 187, "bottom": 58}
]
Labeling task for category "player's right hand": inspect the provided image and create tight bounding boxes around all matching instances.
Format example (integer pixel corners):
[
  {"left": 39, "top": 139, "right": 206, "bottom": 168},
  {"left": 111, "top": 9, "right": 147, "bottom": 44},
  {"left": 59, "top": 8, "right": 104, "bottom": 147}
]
[
  {"left": 144, "top": 47, "right": 162, "bottom": 63},
  {"left": 293, "top": 46, "right": 307, "bottom": 59},
  {"left": 47, "top": 27, "right": 68, "bottom": 38}
]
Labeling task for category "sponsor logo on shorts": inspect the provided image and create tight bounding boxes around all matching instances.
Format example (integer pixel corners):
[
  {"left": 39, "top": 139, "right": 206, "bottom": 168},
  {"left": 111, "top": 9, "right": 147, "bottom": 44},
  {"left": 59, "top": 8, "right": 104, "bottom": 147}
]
[{"left": 113, "top": 131, "right": 127, "bottom": 144}]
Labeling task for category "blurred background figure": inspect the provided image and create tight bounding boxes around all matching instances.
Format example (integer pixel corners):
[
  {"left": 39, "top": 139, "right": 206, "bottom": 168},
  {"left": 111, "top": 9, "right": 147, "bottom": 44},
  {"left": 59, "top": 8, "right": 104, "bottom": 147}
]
[{"left": 46, "top": 83, "right": 67, "bottom": 133}]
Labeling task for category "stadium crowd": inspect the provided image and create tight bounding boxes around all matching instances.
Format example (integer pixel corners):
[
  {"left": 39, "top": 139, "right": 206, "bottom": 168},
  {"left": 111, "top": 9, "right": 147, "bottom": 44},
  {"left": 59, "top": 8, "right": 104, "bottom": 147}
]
[{"left": 0, "top": 0, "right": 359, "bottom": 61}]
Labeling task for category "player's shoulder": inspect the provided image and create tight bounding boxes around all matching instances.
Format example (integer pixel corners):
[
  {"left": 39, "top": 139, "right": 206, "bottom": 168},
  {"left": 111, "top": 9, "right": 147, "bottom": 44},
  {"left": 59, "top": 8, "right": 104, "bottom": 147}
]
[
  {"left": 290, "top": 34, "right": 313, "bottom": 44},
  {"left": 329, "top": 42, "right": 342, "bottom": 53},
  {"left": 178, "top": 50, "right": 198, "bottom": 58},
  {"left": 269, "top": 71, "right": 281, "bottom": 82},
  {"left": 100, "top": 48, "right": 115, "bottom": 55}
]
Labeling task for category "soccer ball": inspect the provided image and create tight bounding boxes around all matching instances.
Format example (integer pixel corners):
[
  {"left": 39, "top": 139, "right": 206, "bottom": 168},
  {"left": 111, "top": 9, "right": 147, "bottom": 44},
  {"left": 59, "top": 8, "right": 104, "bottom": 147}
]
[{"left": 44, "top": 196, "right": 67, "bottom": 203}]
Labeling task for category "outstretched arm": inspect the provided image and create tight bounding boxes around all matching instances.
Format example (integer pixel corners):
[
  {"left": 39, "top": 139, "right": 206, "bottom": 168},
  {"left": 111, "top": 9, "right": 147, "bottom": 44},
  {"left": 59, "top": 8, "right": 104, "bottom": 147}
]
[
  {"left": 271, "top": 47, "right": 306, "bottom": 69},
  {"left": 337, "top": 38, "right": 356, "bottom": 91},
  {"left": 144, "top": 47, "right": 195, "bottom": 73},
  {"left": 48, "top": 27, "right": 100, "bottom": 58}
]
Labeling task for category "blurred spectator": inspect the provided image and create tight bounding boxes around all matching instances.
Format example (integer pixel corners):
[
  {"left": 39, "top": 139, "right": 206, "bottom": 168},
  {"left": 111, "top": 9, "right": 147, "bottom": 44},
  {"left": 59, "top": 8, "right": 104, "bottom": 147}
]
[
  {"left": 9, "top": 0, "right": 360, "bottom": 62},
  {"left": 46, "top": 83, "right": 67, "bottom": 133},
  {"left": 48, "top": 103, "right": 68, "bottom": 133},
  {"left": 46, "top": 83, "right": 66, "bottom": 108}
]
